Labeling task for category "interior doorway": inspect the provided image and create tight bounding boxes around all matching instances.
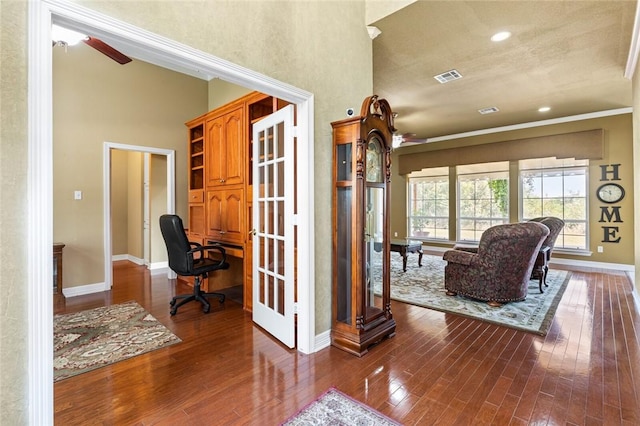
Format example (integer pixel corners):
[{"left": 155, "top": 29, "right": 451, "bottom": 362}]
[
  {"left": 109, "top": 149, "right": 170, "bottom": 270},
  {"left": 104, "top": 142, "right": 176, "bottom": 290}
]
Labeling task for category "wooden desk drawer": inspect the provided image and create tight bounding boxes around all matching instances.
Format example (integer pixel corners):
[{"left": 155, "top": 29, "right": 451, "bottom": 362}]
[{"left": 189, "top": 190, "right": 204, "bottom": 203}]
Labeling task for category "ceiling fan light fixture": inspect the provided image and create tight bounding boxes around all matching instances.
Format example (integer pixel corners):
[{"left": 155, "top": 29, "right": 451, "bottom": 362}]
[
  {"left": 491, "top": 31, "right": 511, "bottom": 42},
  {"left": 51, "top": 24, "right": 87, "bottom": 46},
  {"left": 392, "top": 134, "right": 403, "bottom": 148}
]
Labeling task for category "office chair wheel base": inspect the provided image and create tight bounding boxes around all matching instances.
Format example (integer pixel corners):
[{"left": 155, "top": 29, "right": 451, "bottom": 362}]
[
  {"left": 170, "top": 308, "right": 177, "bottom": 316},
  {"left": 203, "top": 306, "right": 210, "bottom": 314},
  {"left": 169, "top": 300, "right": 176, "bottom": 307}
]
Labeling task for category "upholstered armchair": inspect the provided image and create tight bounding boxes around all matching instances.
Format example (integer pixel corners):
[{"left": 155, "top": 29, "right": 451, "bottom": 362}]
[
  {"left": 443, "top": 222, "right": 549, "bottom": 307},
  {"left": 528, "top": 217, "right": 565, "bottom": 291}
]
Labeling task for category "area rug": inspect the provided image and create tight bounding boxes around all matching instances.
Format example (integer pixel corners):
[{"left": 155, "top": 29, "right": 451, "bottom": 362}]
[
  {"left": 281, "top": 387, "right": 401, "bottom": 426},
  {"left": 386, "top": 253, "right": 571, "bottom": 336},
  {"left": 54, "top": 301, "right": 181, "bottom": 382}
]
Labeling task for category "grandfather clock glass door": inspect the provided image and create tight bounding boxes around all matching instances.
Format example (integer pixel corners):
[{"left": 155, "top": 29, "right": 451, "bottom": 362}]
[{"left": 364, "top": 136, "right": 385, "bottom": 321}]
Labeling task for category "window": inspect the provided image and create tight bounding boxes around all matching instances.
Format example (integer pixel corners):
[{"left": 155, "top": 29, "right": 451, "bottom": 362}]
[
  {"left": 457, "top": 163, "right": 509, "bottom": 242},
  {"left": 407, "top": 167, "right": 449, "bottom": 239},
  {"left": 520, "top": 158, "right": 588, "bottom": 250}
]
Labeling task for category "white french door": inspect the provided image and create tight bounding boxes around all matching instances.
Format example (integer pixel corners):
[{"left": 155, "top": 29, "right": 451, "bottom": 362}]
[{"left": 252, "top": 105, "right": 296, "bottom": 348}]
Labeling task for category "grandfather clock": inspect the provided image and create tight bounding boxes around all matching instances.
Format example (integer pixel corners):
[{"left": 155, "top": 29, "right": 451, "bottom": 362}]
[{"left": 330, "top": 95, "right": 396, "bottom": 356}]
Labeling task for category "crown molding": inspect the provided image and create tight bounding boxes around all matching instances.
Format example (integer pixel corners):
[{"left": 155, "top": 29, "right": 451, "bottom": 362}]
[{"left": 624, "top": 0, "right": 640, "bottom": 79}]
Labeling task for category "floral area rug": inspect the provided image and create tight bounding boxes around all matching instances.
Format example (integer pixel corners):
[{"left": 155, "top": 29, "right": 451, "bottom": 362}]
[
  {"left": 386, "top": 253, "right": 571, "bottom": 336},
  {"left": 54, "top": 301, "right": 181, "bottom": 382},
  {"left": 281, "top": 387, "right": 401, "bottom": 425}
]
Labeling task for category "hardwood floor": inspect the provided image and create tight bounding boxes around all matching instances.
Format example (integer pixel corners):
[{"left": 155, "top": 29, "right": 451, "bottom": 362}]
[{"left": 54, "top": 261, "right": 640, "bottom": 425}]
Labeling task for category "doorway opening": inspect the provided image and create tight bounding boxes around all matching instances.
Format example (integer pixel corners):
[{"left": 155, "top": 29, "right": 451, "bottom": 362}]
[{"left": 104, "top": 143, "right": 176, "bottom": 290}]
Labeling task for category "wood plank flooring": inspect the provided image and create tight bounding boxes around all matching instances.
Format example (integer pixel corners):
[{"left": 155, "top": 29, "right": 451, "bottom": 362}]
[{"left": 54, "top": 261, "right": 640, "bottom": 425}]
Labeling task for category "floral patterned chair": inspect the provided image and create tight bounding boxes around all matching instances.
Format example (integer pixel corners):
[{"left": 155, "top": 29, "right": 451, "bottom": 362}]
[
  {"left": 443, "top": 222, "right": 549, "bottom": 307},
  {"left": 528, "top": 217, "right": 565, "bottom": 291}
]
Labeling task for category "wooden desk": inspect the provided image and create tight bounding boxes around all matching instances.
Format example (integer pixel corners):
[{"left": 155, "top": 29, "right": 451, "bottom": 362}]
[{"left": 53, "top": 243, "right": 65, "bottom": 296}]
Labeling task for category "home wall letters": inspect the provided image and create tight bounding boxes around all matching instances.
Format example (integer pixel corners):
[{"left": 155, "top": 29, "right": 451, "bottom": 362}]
[{"left": 597, "top": 164, "right": 624, "bottom": 243}]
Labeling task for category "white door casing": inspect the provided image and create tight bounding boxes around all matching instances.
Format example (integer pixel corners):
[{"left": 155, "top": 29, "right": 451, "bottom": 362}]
[
  {"left": 252, "top": 105, "right": 296, "bottom": 348},
  {"left": 29, "top": 1, "right": 315, "bottom": 423}
]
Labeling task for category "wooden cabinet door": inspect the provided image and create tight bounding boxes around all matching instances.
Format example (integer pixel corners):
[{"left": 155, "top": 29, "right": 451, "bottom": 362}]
[
  {"left": 223, "top": 108, "right": 244, "bottom": 186},
  {"left": 206, "top": 190, "right": 224, "bottom": 237},
  {"left": 223, "top": 188, "right": 244, "bottom": 244},
  {"left": 205, "top": 107, "right": 244, "bottom": 187},
  {"left": 205, "top": 116, "right": 225, "bottom": 187},
  {"left": 206, "top": 188, "right": 244, "bottom": 245}
]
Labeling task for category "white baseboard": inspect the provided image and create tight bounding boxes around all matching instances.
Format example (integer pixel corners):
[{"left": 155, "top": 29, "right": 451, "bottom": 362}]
[
  {"left": 148, "top": 261, "right": 168, "bottom": 271},
  {"left": 549, "top": 257, "right": 634, "bottom": 273},
  {"left": 112, "top": 254, "right": 145, "bottom": 265},
  {"left": 314, "top": 329, "right": 331, "bottom": 351},
  {"left": 425, "top": 245, "right": 635, "bottom": 273},
  {"left": 62, "top": 282, "right": 106, "bottom": 297}
]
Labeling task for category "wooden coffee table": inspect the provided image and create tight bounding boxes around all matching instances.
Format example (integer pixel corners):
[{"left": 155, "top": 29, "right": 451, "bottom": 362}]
[{"left": 390, "top": 239, "right": 423, "bottom": 272}]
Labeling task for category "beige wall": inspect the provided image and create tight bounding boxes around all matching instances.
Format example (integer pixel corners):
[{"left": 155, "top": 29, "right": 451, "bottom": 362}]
[
  {"left": 1, "top": 1, "right": 373, "bottom": 421},
  {"left": 365, "top": 0, "right": 416, "bottom": 24},
  {"left": 633, "top": 62, "right": 640, "bottom": 293},
  {"left": 208, "top": 79, "right": 252, "bottom": 111},
  {"left": 150, "top": 154, "right": 167, "bottom": 264},
  {"left": 126, "top": 152, "right": 144, "bottom": 260},
  {"left": 52, "top": 41, "right": 208, "bottom": 287},
  {"left": 0, "top": 2, "right": 29, "bottom": 423},
  {"left": 391, "top": 114, "right": 635, "bottom": 266},
  {"left": 111, "top": 149, "right": 130, "bottom": 255}
]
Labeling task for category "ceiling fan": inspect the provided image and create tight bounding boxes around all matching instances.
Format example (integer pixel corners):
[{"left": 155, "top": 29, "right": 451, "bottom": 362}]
[
  {"left": 52, "top": 24, "right": 132, "bottom": 65},
  {"left": 392, "top": 132, "right": 429, "bottom": 148}
]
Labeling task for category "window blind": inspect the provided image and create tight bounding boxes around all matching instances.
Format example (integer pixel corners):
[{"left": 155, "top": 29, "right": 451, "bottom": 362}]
[{"left": 398, "top": 129, "right": 603, "bottom": 175}]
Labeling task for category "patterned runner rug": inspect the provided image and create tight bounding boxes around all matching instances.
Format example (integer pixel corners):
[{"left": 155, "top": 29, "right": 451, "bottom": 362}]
[
  {"left": 281, "top": 387, "right": 401, "bottom": 425},
  {"left": 388, "top": 253, "right": 571, "bottom": 335},
  {"left": 54, "top": 301, "right": 181, "bottom": 382}
]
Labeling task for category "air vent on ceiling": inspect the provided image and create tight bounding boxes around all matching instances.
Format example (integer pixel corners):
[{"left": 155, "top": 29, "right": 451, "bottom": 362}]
[
  {"left": 478, "top": 106, "right": 500, "bottom": 115},
  {"left": 434, "top": 69, "right": 462, "bottom": 84}
]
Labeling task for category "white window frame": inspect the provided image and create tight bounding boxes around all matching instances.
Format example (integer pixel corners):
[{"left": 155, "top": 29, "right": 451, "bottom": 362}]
[
  {"left": 457, "top": 169, "right": 510, "bottom": 242},
  {"left": 520, "top": 164, "right": 589, "bottom": 251},
  {"left": 407, "top": 172, "right": 449, "bottom": 240}
]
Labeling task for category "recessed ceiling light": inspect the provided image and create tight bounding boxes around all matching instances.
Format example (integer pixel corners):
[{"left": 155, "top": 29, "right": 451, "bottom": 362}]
[
  {"left": 491, "top": 31, "right": 511, "bottom": 42},
  {"left": 538, "top": 106, "right": 551, "bottom": 112}
]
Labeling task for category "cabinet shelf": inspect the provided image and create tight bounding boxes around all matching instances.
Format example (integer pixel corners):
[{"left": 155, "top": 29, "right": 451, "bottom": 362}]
[
  {"left": 191, "top": 143, "right": 204, "bottom": 154},
  {"left": 188, "top": 122, "right": 206, "bottom": 193}
]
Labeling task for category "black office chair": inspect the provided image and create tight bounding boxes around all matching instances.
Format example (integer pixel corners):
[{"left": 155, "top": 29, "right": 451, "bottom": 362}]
[{"left": 159, "top": 214, "right": 228, "bottom": 315}]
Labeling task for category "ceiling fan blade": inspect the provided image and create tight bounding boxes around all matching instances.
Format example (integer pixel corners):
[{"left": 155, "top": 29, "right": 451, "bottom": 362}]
[
  {"left": 83, "top": 37, "right": 132, "bottom": 65},
  {"left": 400, "top": 133, "right": 429, "bottom": 145}
]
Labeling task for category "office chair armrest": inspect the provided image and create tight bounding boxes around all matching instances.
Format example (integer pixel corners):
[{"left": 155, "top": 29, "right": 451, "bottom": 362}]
[
  {"left": 188, "top": 243, "right": 227, "bottom": 263},
  {"left": 188, "top": 241, "right": 204, "bottom": 259}
]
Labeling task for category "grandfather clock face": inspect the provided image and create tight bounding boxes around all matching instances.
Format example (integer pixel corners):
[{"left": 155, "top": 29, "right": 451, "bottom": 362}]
[{"left": 366, "top": 136, "right": 383, "bottom": 183}]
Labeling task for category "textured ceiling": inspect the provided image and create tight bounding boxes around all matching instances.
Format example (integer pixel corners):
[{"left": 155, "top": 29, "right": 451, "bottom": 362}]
[{"left": 372, "top": 1, "right": 636, "bottom": 143}]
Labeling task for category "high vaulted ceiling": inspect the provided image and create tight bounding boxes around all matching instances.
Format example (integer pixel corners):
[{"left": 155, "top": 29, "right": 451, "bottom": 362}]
[{"left": 372, "top": 1, "right": 637, "bottom": 144}]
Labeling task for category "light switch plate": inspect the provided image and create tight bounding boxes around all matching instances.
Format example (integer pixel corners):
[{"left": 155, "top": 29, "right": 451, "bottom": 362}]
[{"left": 74, "top": 190, "right": 82, "bottom": 200}]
